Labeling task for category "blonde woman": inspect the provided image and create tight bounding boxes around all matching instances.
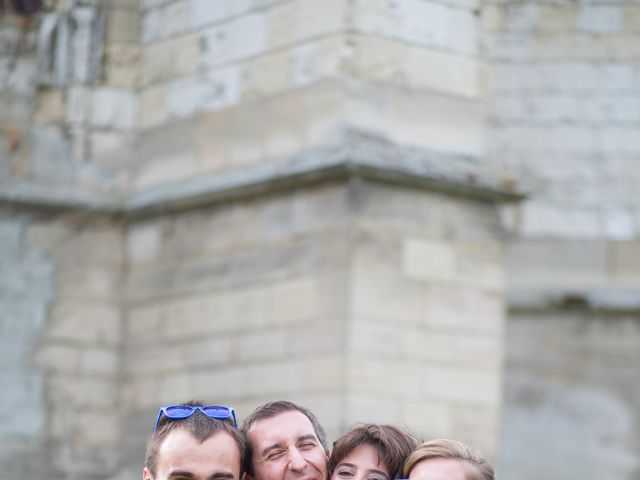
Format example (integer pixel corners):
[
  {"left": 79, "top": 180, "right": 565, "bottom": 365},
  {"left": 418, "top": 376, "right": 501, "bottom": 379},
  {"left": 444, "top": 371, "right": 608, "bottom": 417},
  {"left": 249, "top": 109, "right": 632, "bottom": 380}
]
[{"left": 403, "top": 439, "right": 494, "bottom": 480}]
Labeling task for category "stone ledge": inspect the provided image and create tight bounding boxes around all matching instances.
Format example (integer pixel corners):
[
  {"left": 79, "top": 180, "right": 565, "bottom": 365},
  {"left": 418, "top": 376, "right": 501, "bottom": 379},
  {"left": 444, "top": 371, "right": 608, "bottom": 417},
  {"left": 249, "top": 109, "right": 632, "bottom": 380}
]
[
  {"left": 0, "top": 132, "right": 524, "bottom": 217},
  {"left": 508, "top": 287, "right": 640, "bottom": 313}
]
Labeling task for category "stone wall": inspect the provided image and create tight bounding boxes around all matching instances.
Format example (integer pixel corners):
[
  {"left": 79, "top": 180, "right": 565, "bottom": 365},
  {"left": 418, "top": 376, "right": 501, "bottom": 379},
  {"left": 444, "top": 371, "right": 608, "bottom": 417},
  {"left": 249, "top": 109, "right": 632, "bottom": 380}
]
[
  {"left": 133, "top": 0, "right": 487, "bottom": 190},
  {"left": 0, "top": 208, "right": 123, "bottom": 480},
  {"left": 117, "top": 177, "right": 506, "bottom": 478},
  {"left": 484, "top": 0, "right": 640, "bottom": 238},
  {"left": 484, "top": 1, "right": 640, "bottom": 478},
  {"left": 2, "top": 0, "right": 639, "bottom": 479}
]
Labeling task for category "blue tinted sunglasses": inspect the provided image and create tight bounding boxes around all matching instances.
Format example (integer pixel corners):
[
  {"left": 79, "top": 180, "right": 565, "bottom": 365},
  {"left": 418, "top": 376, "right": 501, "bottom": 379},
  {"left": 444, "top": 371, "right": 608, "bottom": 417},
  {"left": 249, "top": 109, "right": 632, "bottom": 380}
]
[{"left": 153, "top": 404, "right": 237, "bottom": 431}]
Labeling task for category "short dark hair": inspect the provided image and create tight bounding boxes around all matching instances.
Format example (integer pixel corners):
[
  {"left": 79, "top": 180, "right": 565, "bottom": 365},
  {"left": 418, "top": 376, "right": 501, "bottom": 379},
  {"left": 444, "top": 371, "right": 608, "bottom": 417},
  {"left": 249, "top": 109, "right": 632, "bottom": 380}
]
[
  {"left": 145, "top": 401, "right": 246, "bottom": 478},
  {"left": 241, "top": 400, "right": 328, "bottom": 475},
  {"left": 329, "top": 424, "right": 417, "bottom": 480}
]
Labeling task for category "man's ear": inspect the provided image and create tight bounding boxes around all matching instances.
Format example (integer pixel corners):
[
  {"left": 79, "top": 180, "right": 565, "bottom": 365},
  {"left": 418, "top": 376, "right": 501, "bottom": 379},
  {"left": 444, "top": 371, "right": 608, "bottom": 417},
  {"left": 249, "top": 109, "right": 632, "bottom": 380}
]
[
  {"left": 143, "top": 467, "right": 152, "bottom": 480},
  {"left": 242, "top": 472, "right": 254, "bottom": 480}
]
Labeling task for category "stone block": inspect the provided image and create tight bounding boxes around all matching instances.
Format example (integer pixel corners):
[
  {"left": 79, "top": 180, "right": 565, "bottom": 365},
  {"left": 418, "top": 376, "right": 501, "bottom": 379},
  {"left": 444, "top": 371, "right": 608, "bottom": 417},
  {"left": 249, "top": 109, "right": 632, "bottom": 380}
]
[
  {"left": 54, "top": 377, "right": 119, "bottom": 408},
  {"left": 56, "top": 267, "right": 122, "bottom": 301},
  {"left": 126, "top": 221, "right": 162, "bottom": 264},
  {"left": 424, "top": 285, "right": 503, "bottom": 333},
  {"left": 103, "top": 43, "right": 141, "bottom": 88},
  {"left": 190, "top": 0, "right": 225, "bottom": 29},
  {"left": 47, "top": 302, "right": 121, "bottom": 346},
  {"left": 0, "top": 255, "right": 55, "bottom": 302},
  {"left": 383, "top": 85, "right": 484, "bottom": 155},
  {"left": 612, "top": 240, "right": 640, "bottom": 286},
  {"left": 81, "top": 348, "right": 118, "bottom": 375},
  {"left": 518, "top": 201, "right": 601, "bottom": 239},
  {"left": 243, "top": 359, "right": 307, "bottom": 396},
  {"left": 578, "top": 5, "right": 623, "bottom": 34},
  {"left": 28, "top": 125, "right": 74, "bottom": 182},
  {"left": 142, "top": 33, "right": 199, "bottom": 85},
  {"left": 156, "top": 372, "right": 193, "bottom": 403},
  {"left": 539, "top": 4, "right": 577, "bottom": 33},
  {"left": 303, "top": 355, "right": 343, "bottom": 390},
  {"left": 505, "top": 3, "right": 539, "bottom": 32},
  {"left": 74, "top": 411, "right": 120, "bottom": 445},
  {"left": 402, "top": 238, "right": 455, "bottom": 282},
  {"left": 355, "top": 0, "right": 448, "bottom": 49},
  {"left": 125, "top": 343, "right": 185, "bottom": 375},
  {"left": 289, "top": 318, "right": 344, "bottom": 355},
  {"left": 345, "top": 394, "right": 401, "bottom": 424},
  {"left": 142, "top": 0, "right": 189, "bottom": 43},
  {"left": 107, "top": 7, "right": 140, "bottom": 43},
  {"left": 601, "top": 207, "right": 635, "bottom": 240},
  {"left": 90, "top": 88, "right": 138, "bottom": 130},
  {"left": 181, "top": 337, "right": 235, "bottom": 368},
  {"left": 350, "top": 265, "right": 427, "bottom": 324},
  {"left": 507, "top": 239, "right": 609, "bottom": 290},
  {"left": 66, "top": 87, "right": 91, "bottom": 125},
  {"left": 481, "top": 4, "right": 505, "bottom": 32},
  {"left": 35, "top": 90, "right": 65, "bottom": 124},
  {"left": 422, "top": 364, "right": 500, "bottom": 406},
  {"left": 607, "top": 35, "right": 640, "bottom": 61},
  {"left": 141, "top": 0, "right": 165, "bottom": 10},
  {"left": 445, "top": 6, "right": 478, "bottom": 55},
  {"left": 402, "top": 328, "right": 502, "bottom": 370},
  {"left": 139, "top": 84, "right": 167, "bottom": 128},
  {"left": 162, "top": 297, "right": 206, "bottom": 340},
  {"left": 33, "top": 344, "right": 81, "bottom": 372},
  {"left": 126, "top": 304, "right": 162, "bottom": 340},
  {"left": 267, "top": 0, "right": 346, "bottom": 51},
  {"left": 350, "top": 36, "right": 482, "bottom": 98},
  {"left": 624, "top": 5, "right": 640, "bottom": 32},
  {"left": 348, "top": 320, "right": 402, "bottom": 357},
  {"left": 265, "top": 277, "right": 320, "bottom": 323},
  {"left": 402, "top": 399, "right": 453, "bottom": 438},
  {"left": 199, "top": 13, "right": 267, "bottom": 67},
  {"left": 348, "top": 357, "right": 422, "bottom": 394},
  {"left": 165, "top": 66, "right": 240, "bottom": 119},
  {"left": 0, "top": 217, "right": 23, "bottom": 252}
]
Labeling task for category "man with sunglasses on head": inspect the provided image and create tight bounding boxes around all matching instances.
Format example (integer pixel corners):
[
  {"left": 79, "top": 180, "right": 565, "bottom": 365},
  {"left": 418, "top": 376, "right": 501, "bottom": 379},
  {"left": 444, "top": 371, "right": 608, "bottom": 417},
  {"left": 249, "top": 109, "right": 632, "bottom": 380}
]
[
  {"left": 143, "top": 401, "right": 246, "bottom": 480},
  {"left": 241, "top": 401, "right": 330, "bottom": 480}
]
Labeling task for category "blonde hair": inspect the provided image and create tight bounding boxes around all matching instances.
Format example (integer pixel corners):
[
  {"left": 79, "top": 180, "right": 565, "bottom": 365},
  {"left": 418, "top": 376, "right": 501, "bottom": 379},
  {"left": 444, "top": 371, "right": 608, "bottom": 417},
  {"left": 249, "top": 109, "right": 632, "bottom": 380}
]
[{"left": 403, "top": 439, "right": 494, "bottom": 480}]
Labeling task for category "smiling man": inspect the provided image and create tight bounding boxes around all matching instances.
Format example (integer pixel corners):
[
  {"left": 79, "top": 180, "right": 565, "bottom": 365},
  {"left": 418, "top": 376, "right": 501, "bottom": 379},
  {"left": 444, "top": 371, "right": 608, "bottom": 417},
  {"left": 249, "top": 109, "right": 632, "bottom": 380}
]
[
  {"left": 241, "top": 401, "right": 329, "bottom": 480},
  {"left": 143, "top": 402, "right": 246, "bottom": 480}
]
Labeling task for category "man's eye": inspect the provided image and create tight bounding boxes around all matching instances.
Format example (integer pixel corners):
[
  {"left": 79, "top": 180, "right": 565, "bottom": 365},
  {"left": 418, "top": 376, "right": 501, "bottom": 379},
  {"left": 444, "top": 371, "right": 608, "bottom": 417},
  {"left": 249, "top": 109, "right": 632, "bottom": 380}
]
[
  {"left": 337, "top": 470, "right": 353, "bottom": 478},
  {"left": 266, "top": 450, "right": 285, "bottom": 460},
  {"left": 300, "top": 442, "right": 316, "bottom": 449}
]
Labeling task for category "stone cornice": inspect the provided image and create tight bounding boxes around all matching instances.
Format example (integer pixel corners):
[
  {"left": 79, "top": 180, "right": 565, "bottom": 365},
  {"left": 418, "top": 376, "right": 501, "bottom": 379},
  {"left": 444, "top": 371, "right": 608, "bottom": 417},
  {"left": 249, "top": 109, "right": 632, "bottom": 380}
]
[
  {"left": 508, "top": 287, "right": 640, "bottom": 313},
  {"left": 0, "top": 134, "right": 525, "bottom": 217}
]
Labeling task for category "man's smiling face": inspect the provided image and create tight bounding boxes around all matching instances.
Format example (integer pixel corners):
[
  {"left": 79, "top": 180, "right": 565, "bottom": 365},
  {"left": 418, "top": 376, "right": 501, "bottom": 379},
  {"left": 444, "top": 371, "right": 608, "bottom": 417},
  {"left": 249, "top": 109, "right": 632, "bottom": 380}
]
[
  {"left": 144, "top": 429, "right": 241, "bottom": 480},
  {"left": 247, "top": 410, "right": 329, "bottom": 480}
]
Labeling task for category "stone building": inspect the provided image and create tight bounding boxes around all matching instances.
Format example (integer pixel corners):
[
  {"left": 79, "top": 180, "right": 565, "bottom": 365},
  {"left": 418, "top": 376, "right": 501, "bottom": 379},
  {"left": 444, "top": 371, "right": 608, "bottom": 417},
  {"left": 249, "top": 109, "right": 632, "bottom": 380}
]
[{"left": 0, "top": 1, "right": 638, "bottom": 480}]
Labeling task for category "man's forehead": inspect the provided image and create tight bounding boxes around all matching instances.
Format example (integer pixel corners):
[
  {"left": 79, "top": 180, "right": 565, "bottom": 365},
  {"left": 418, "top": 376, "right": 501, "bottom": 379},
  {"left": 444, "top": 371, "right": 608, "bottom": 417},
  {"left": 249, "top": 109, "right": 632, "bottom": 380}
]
[{"left": 248, "top": 410, "right": 318, "bottom": 445}]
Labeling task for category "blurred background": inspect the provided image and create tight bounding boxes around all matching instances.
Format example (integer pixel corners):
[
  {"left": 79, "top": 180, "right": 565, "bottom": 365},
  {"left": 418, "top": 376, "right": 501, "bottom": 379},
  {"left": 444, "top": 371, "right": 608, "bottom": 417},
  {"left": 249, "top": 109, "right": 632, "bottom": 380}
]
[{"left": 1, "top": 0, "right": 639, "bottom": 479}]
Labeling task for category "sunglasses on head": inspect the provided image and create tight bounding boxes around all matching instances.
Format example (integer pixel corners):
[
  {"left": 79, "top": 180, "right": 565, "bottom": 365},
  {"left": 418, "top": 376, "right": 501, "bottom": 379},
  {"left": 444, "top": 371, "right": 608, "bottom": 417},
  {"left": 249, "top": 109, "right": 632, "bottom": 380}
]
[{"left": 153, "top": 404, "right": 237, "bottom": 431}]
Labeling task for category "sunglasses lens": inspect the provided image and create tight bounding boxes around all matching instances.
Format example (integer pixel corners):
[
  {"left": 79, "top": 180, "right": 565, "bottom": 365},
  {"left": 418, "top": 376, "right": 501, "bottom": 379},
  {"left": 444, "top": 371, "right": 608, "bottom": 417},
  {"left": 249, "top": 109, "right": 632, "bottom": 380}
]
[
  {"left": 202, "top": 405, "right": 231, "bottom": 418},
  {"left": 165, "top": 405, "right": 195, "bottom": 418}
]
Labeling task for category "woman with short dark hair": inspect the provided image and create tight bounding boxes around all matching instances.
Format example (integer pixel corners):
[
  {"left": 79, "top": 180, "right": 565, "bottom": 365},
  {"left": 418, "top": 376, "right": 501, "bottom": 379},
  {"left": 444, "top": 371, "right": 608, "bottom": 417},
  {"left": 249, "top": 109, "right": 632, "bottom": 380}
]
[{"left": 329, "top": 424, "right": 416, "bottom": 480}]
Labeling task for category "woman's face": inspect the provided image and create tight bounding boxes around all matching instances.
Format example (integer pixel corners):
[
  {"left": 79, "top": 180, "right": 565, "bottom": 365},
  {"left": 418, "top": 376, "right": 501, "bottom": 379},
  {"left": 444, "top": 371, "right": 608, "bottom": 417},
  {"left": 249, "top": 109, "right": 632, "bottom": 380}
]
[
  {"left": 331, "top": 444, "right": 390, "bottom": 480},
  {"left": 408, "top": 458, "right": 468, "bottom": 480}
]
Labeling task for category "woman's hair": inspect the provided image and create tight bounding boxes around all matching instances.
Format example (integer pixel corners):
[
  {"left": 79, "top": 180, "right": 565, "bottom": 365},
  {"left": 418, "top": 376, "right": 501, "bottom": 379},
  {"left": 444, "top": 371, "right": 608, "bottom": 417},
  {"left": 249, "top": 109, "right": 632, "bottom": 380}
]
[
  {"left": 403, "top": 439, "right": 494, "bottom": 480},
  {"left": 329, "top": 424, "right": 417, "bottom": 479}
]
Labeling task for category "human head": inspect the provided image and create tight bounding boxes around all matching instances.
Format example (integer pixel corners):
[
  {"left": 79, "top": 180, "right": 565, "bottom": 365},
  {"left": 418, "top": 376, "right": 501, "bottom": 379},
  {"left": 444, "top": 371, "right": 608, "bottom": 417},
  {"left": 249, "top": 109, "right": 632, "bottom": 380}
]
[
  {"left": 329, "top": 424, "right": 417, "bottom": 480},
  {"left": 144, "top": 401, "right": 246, "bottom": 480},
  {"left": 403, "top": 439, "right": 494, "bottom": 480},
  {"left": 241, "top": 400, "right": 329, "bottom": 480}
]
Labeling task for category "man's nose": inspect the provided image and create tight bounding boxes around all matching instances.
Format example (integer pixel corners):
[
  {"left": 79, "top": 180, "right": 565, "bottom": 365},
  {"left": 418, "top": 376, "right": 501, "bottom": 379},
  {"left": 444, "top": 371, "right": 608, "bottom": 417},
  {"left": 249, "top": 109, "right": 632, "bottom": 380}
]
[{"left": 287, "top": 447, "right": 307, "bottom": 472}]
